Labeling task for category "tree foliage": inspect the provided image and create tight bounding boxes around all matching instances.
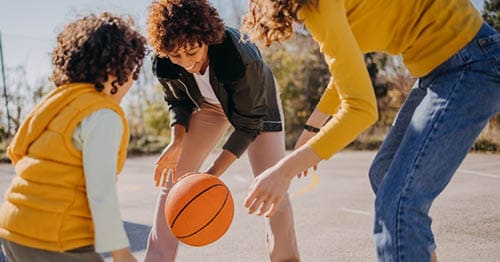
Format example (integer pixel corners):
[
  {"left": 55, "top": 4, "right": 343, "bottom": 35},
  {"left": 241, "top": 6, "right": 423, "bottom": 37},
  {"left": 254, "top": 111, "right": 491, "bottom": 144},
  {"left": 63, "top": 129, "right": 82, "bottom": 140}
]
[
  {"left": 260, "top": 35, "right": 329, "bottom": 148},
  {"left": 482, "top": 0, "right": 500, "bottom": 139},
  {"left": 482, "top": 0, "right": 500, "bottom": 30},
  {"left": 2, "top": 5, "right": 500, "bottom": 156}
]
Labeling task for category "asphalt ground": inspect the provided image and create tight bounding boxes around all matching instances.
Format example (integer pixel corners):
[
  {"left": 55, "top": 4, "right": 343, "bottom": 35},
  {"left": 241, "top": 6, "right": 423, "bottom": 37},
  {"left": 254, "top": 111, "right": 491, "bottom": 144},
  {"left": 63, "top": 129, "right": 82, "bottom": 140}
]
[{"left": 0, "top": 151, "right": 499, "bottom": 261}]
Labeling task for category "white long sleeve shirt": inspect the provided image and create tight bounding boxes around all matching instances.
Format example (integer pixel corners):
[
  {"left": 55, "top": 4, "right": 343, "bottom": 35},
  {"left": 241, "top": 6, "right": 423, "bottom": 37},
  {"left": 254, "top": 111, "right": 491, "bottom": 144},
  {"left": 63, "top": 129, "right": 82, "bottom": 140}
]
[{"left": 72, "top": 109, "right": 130, "bottom": 253}]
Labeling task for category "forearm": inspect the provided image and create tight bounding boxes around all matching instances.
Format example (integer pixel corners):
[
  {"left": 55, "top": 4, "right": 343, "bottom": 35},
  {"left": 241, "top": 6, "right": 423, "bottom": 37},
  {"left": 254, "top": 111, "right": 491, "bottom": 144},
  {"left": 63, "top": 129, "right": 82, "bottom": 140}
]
[
  {"left": 305, "top": 108, "right": 330, "bottom": 128},
  {"left": 276, "top": 144, "right": 322, "bottom": 180},
  {"left": 169, "top": 124, "right": 186, "bottom": 145},
  {"left": 205, "top": 149, "right": 237, "bottom": 177}
]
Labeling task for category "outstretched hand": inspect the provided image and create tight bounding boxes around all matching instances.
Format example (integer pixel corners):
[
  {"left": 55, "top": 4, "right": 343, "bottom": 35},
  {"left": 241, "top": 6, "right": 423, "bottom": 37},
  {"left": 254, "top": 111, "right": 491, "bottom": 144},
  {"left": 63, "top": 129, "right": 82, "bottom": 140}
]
[
  {"left": 244, "top": 167, "right": 292, "bottom": 217},
  {"left": 154, "top": 142, "right": 182, "bottom": 187},
  {"left": 244, "top": 145, "right": 322, "bottom": 217}
]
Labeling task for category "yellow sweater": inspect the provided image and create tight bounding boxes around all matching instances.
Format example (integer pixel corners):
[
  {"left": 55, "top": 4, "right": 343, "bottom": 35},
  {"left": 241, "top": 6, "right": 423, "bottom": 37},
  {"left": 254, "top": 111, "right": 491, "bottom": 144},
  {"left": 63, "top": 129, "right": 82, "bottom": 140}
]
[
  {"left": 0, "top": 83, "right": 129, "bottom": 252},
  {"left": 298, "top": 0, "right": 483, "bottom": 159}
]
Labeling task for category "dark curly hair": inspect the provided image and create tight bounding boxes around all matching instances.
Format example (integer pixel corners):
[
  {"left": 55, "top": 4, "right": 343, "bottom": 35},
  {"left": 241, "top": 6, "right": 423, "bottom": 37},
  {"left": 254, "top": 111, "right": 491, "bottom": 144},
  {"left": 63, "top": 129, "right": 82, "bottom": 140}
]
[
  {"left": 147, "top": 0, "right": 225, "bottom": 53},
  {"left": 50, "top": 12, "right": 147, "bottom": 92},
  {"left": 241, "top": 0, "right": 317, "bottom": 46}
]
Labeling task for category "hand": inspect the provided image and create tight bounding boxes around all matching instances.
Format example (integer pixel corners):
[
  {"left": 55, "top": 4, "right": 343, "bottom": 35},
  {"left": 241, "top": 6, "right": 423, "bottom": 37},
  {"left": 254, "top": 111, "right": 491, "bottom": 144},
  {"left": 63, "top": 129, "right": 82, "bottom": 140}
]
[
  {"left": 155, "top": 142, "right": 182, "bottom": 187},
  {"left": 111, "top": 247, "right": 136, "bottom": 262},
  {"left": 244, "top": 166, "right": 293, "bottom": 217},
  {"left": 294, "top": 130, "right": 318, "bottom": 178},
  {"left": 158, "top": 169, "right": 175, "bottom": 190},
  {"left": 244, "top": 145, "right": 322, "bottom": 217}
]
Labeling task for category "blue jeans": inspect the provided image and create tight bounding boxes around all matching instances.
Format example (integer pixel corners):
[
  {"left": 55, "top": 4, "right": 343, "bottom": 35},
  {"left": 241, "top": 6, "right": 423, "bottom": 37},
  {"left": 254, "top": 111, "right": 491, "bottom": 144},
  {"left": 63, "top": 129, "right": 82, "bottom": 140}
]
[{"left": 369, "top": 23, "right": 500, "bottom": 262}]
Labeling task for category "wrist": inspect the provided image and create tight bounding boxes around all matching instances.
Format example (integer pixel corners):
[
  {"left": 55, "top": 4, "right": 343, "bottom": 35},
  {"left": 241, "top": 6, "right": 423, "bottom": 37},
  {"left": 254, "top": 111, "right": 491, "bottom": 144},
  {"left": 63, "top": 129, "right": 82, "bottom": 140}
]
[
  {"left": 170, "top": 138, "right": 183, "bottom": 146},
  {"left": 207, "top": 150, "right": 237, "bottom": 177},
  {"left": 205, "top": 165, "right": 219, "bottom": 177},
  {"left": 303, "top": 124, "right": 320, "bottom": 133},
  {"left": 279, "top": 145, "right": 321, "bottom": 178}
]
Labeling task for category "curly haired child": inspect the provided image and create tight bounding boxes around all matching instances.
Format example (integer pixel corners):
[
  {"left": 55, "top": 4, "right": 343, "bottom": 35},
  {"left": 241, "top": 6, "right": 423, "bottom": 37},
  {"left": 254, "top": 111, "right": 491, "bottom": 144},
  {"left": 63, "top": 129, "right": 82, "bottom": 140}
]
[{"left": 0, "top": 12, "right": 147, "bottom": 262}]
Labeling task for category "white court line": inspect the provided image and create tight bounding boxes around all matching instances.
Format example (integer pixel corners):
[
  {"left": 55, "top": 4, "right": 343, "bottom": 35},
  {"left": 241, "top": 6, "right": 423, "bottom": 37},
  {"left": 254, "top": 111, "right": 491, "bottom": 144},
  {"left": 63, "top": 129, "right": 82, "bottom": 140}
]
[
  {"left": 458, "top": 169, "right": 500, "bottom": 179},
  {"left": 339, "top": 207, "right": 372, "bottom": 217}
]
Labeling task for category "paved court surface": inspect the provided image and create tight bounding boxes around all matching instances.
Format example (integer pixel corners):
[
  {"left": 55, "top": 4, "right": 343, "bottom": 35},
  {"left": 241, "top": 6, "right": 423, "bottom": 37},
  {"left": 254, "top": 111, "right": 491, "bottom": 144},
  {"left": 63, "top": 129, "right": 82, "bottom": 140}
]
[{"left": 0, "top": 151, "right": 499, "bottom": 261}]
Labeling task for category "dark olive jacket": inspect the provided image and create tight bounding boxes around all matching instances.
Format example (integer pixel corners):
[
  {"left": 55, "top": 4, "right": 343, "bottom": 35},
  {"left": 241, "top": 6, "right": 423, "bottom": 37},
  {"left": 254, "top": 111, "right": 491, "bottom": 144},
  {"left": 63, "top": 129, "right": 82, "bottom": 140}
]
[{"left": 152, "top": 27, "right": 282, "bottom": 157}]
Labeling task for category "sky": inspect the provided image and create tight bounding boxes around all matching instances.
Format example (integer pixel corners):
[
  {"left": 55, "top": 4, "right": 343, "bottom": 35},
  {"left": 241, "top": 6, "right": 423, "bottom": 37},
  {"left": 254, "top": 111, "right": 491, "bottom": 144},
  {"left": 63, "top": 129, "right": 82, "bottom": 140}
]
[
  {"left": 0, "top": 0, "right": 244, "bottom": 86},
  {"left": 0, "top": 0, "right": 487, "bottom": 86}
]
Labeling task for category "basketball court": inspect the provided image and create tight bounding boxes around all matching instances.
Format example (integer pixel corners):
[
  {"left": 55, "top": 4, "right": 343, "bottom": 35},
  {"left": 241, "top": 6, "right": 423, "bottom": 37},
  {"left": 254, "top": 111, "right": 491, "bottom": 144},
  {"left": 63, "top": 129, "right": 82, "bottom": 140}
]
[{"left": 0, "top": 151, "right": 499, "bottom": 261}]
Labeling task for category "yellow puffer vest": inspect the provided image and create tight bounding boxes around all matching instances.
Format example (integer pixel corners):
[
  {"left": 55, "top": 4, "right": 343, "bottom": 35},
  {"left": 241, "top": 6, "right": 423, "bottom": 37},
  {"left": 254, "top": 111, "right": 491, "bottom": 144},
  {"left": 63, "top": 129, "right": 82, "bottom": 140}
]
[{"left": 0, "top": 83, "right": 129, "bottom": 252}]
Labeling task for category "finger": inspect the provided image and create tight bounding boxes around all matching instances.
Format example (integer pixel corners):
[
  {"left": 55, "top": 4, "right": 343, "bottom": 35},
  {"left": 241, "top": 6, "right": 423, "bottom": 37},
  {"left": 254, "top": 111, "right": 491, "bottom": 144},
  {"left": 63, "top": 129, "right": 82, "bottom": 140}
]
[
  {"left": 247, "top": 197, "right": 264, "bottom": 214},
  {"left": 303, "top": 169, "right": 308, "bottom": 177},
  {"left": 159, "top": 175, "right": 164, "bottom": 188},
  {"left": 160, "top": 168, "right": 169, "bottom": 187},
  {"left": 258, "top": 200, "right": 273, "bottom": 216},
  {"left": 164, "top": 169, "right": 175, "bottom": 188},
  {"left": 154, "top": 164, "right": 164, "bottom": 186},
  {"left": 166, "top": 169, "right": 174, "bottom": 185},
  {"left": 244, "top": 183, "right": 258, "bottom": 207},
  {"left": 159, "top": 169, "right": 167, "bottom": 188},
  {"left": 155, "top": 167, "right": 163, "bottom": 187},
  {"left": 264, "top": 204, "right": 278, "bottom": 218},
  {"left": 313, "top": 164, "right": 318, "bottom": 171},
  {"left": 264, "top": 202, "right": 280, "bottom": 218}
]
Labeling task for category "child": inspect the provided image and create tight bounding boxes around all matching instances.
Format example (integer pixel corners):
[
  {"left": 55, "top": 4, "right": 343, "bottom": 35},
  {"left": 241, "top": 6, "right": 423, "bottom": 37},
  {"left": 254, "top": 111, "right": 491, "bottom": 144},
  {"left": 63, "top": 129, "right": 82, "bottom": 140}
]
[
  {"left": 144, "top": 0, "right": 300, "bottom": 261},
  {"left": 241, "top": 0, "right": 500, "bottom": 261},
  {"left": 0, "top": 12, "right": 147, "bottom": 262}
]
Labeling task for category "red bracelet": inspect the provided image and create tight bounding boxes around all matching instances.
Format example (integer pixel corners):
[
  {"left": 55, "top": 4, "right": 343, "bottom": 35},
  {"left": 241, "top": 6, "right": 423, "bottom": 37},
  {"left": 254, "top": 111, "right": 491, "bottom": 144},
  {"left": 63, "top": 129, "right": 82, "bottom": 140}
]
[{"left": 304, "top": 124, "right": 320, "bottom": 133}]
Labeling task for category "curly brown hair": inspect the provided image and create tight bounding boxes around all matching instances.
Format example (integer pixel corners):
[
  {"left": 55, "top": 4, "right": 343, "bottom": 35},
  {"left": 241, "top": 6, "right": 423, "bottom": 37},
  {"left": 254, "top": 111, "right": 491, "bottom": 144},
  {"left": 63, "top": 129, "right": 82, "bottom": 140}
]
[
  {"left": 241, "top": 0, "right": 317, "bottom": 46},
  {"left": 147, "top": 0, "right": 225, "bottom": 53},
  {"left": 50, "top": 12, "right": 147, "bottom": 92}
]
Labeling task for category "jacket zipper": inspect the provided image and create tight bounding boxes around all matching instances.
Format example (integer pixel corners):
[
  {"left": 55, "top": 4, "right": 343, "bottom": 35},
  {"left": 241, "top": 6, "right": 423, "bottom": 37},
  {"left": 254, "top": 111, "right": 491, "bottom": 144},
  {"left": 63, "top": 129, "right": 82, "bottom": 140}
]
[{"left": 178, "top": 79, "right": 201, "bottom": 112}]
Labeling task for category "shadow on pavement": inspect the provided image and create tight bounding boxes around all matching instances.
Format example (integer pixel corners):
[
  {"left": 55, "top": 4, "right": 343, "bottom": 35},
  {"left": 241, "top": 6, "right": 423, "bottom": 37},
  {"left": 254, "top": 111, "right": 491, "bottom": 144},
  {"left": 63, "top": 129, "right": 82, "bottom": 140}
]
[
  {"left": 0, "top": 244, "right": 5, "bottom": 262},
  {"left": 0, "top": 221, "right": 151, "bottom": 261},
  {"left": 124, "top": 221, "right": 151, "bottom": 252},
  {"left": 102, "top": 220, "right": 151, "bottom": 258}
]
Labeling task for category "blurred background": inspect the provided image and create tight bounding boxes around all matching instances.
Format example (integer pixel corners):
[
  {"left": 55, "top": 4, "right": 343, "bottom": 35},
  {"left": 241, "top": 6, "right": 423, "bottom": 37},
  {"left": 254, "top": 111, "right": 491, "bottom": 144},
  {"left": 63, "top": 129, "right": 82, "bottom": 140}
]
[{"left": 0, "top": 0, "right": 498, "bottom": 161}]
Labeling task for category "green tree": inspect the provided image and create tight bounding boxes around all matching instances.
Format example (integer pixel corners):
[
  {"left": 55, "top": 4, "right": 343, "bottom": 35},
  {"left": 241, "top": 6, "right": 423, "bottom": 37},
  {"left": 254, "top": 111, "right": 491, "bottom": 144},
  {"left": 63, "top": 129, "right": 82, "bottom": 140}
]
[
  {"left": 482, "top": 0, "right": 500, "bottom": 30},
  {"left": 482, "top": 0, "right": 500, "bottom": 143},
  {"left": 261, "top": 35, "right": 329, "bottom": 149}
]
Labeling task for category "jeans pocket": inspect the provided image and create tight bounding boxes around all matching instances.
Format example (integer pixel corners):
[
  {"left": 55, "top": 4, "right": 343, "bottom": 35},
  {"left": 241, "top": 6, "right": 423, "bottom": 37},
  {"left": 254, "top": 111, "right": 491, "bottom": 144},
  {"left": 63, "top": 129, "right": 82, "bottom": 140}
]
[{"left": 479, "top": 33, "right": 500, "bottom": 77}]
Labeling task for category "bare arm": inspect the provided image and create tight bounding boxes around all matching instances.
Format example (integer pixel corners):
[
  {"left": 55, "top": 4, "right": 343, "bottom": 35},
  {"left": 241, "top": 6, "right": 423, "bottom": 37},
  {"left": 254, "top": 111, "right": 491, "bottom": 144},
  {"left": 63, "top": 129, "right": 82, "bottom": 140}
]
[
  {"left": 204, "top": 149, "right": 238, "bottom": 177},
  {"left": 155, "top": 124, "right": 186, "bottom": 185}
]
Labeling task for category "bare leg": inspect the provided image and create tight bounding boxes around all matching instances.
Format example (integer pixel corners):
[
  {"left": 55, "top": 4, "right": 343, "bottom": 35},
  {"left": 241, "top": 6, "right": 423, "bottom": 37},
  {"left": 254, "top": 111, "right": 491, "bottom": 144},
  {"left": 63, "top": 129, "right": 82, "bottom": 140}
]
[
  {"left": 247, "top": 131, "right": 300, "bottom": 262},
  {"left": 431, "top": 251, "right": 438, "bottom": 262},
  {"left": 144, "top": 188, "right": 178, "bottom": 262},
  {"left": 144, "top": 103, "right": 230, "bottom": 261}
]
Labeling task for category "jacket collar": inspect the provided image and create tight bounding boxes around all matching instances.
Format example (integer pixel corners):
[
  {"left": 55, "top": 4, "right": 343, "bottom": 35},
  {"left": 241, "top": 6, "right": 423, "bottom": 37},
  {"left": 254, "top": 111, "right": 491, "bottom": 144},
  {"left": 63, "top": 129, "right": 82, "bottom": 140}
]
[{"left": 152, "top": 28, "right": 245, "bottom": 83}]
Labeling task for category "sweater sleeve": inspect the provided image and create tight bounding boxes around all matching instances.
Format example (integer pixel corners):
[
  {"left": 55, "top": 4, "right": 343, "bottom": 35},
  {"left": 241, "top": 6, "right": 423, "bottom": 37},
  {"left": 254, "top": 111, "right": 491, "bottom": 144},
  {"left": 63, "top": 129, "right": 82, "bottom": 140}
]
[
  {"left": 73, "top": 109, "right": 130, "bottom": 253},
  {"left": 299, "top": 0, "right": 378, "bottom": 159},
  {"left": 222, "top": 60, "right": 268, "bottom": 157}
]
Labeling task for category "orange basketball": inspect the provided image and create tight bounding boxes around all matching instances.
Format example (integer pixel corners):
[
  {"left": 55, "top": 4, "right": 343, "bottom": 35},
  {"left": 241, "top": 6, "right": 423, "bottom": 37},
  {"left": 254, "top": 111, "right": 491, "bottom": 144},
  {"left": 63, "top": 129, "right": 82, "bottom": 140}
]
[{"left": 164, "top": 173, "right": 234, "bottom": 246}]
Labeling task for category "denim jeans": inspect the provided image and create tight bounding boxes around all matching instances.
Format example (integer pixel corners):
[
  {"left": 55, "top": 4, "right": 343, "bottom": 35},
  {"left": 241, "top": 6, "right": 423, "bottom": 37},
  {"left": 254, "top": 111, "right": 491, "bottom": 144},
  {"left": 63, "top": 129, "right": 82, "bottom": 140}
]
[{"left": 369, "top": 23, "right": 500, "bottom": 262}]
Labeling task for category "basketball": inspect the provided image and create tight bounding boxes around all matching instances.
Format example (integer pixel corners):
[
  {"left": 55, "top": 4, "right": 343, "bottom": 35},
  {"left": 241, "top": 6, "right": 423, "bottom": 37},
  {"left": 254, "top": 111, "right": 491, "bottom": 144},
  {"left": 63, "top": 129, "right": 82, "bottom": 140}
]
[{"left": 164, "top": 173, "right": 234, "bottom": 246}]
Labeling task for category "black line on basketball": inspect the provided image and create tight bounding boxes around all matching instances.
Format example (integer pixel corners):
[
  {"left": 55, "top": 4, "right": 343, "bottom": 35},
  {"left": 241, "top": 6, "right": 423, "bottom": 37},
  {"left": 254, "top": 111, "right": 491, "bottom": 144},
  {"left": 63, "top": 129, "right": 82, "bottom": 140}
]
[
  {"left": 177, "top": 185, "right": 230, "bottom": 239},
  {"left": 170, "top": 183, "right": 226, "bottom": 229}
]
